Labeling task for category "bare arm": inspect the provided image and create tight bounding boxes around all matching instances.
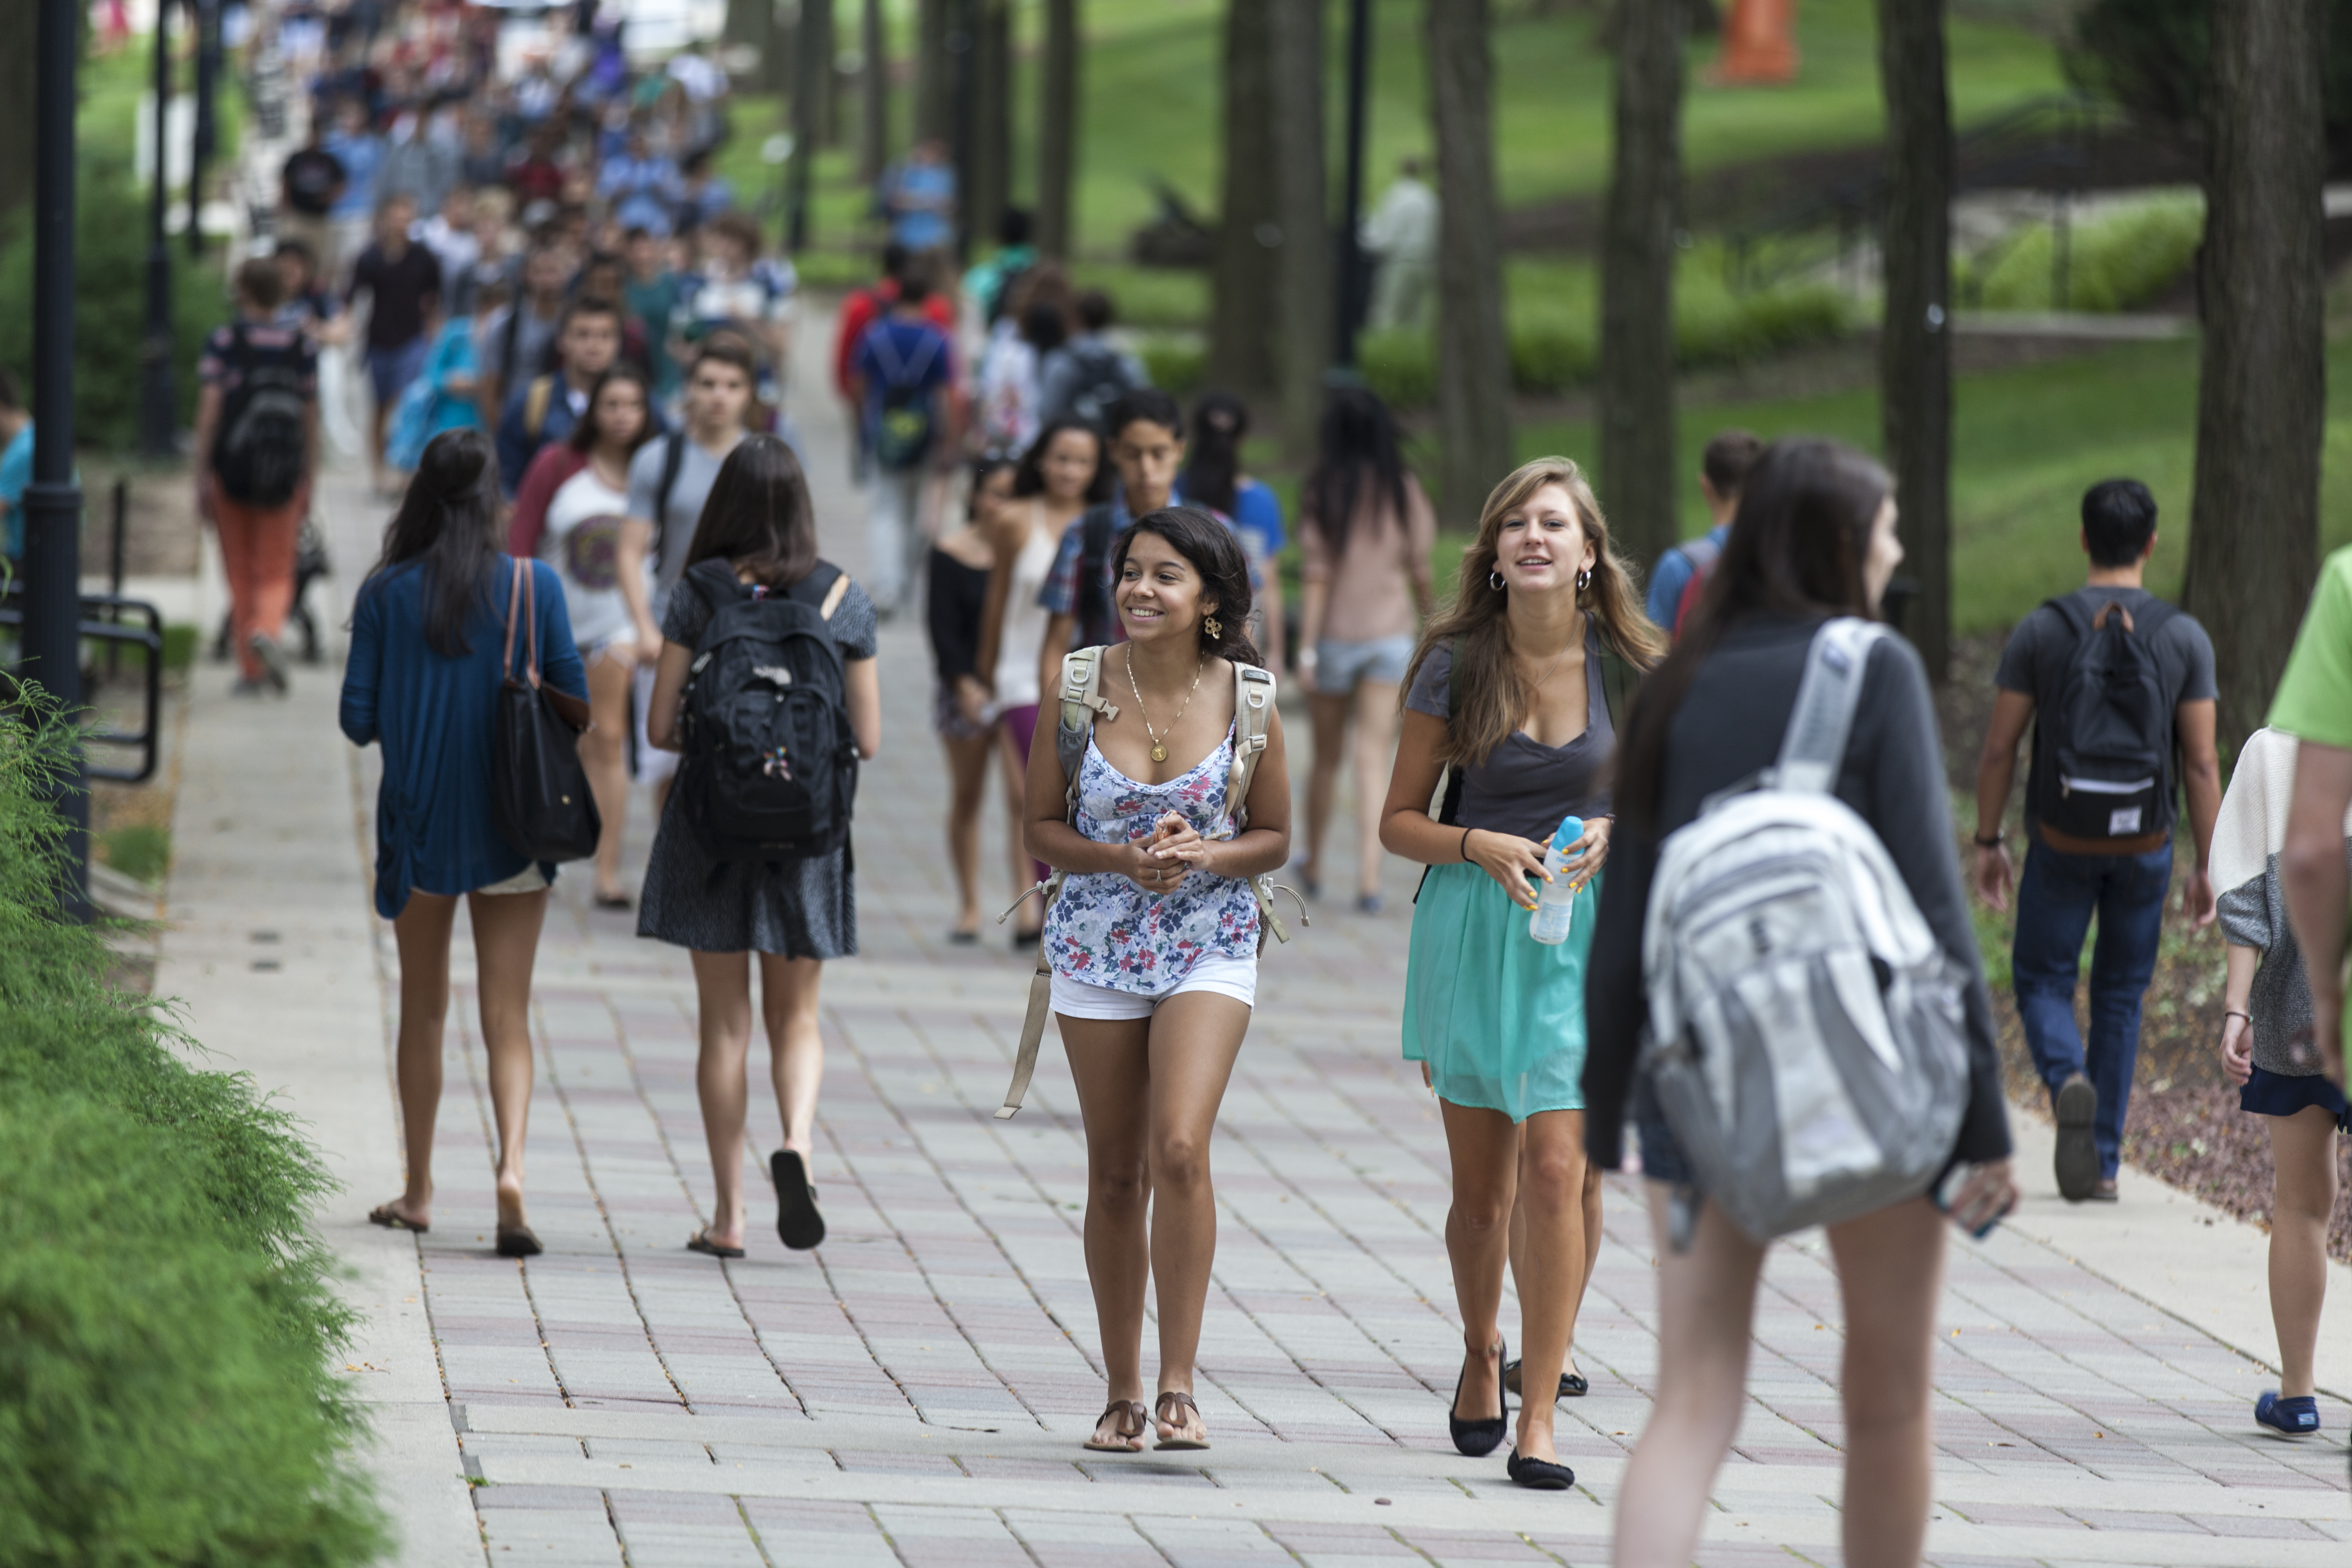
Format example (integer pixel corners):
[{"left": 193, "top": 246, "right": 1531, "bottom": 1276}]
[
  {"left": 2281, "top": 739, "right": 2352, "bottom": 1086},
  {"left": 1376, "top": 708, "right": 1591, "bottom": 910},
  {"left": 192, "top": 384, "right": 224, "bottom": 519},
  {"left": 844, "top": 655, "right": 881, "bottom": 760},
  {"left": 1298, "top": 577, "right": 1328, "bottom": 681},
  {"left": 1036, "top": 611, "right": 1075, "bottom": 711},
  {"left": 616, "top": 516, "right": 662, "bottom": 654},
  {"left": 1972, "top": 689, "right": 2034, "bottom": 911},
  {"left": 2219, "top": 941, "right": 2258, "bottom": 1087},
  {"left": 2176, "top": 698, "right": 2220, "bottom": 928},
  {"left": 646, "top": 640, "right": 691, "bottom": 750}
]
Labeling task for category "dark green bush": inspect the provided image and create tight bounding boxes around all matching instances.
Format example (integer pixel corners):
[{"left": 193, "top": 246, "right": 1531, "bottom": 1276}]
[
  {"left": 0, "top": 698, "right": 382, "bottom": 1566},
  {"left": 0, "top": 156, "right": 225, "bottom": 454}
]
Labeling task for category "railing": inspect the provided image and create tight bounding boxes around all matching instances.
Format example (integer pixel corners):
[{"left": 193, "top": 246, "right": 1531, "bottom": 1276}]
[{"left": 0, "top": 583, "right": 168, "bottom": 785}]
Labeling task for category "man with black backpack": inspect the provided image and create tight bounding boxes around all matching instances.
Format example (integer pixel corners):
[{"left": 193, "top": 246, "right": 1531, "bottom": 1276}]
[
  {"left": 848, "top": 269, "right": 955, "bottom": 616},
  {"left": 1038, "top": 289, "right": 1147, "bottom": 429},
  {"left": 1974, "top": 479, "right": 2222, "bottom": 1203},
  {"left": 194, "top": 258, "right": 319, "bottom": 698}
]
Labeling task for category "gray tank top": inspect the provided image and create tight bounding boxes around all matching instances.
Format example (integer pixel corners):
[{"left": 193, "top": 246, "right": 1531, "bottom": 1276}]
[{"left": 1405, "top": 627, "right": 1615, "bottom": 843}]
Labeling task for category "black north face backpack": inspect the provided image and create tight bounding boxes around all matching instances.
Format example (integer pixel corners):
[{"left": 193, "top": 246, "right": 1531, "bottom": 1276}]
[
  {"left": 211, "top": 323, "right": 311, "bottom": 507},
  {"left": 2039, "top": 593, "right": 2182, "bottom": 842},
  {"left": 677, "top": 559, "right": 859, "bottom": 865}
]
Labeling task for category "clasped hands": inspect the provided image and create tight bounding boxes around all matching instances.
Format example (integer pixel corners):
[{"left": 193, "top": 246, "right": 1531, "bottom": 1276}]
[
  {"left": 1464, "top": 820, "right": 1611, "bottom": 912},
  {"left": 1119, "top": 812, "right": 1217, "bottom": 895}
]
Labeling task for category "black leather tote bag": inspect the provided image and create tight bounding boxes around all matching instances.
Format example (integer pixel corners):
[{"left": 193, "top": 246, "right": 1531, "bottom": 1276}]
[{"left": 491, "top": 558, "right": 601, "bottom": 863}]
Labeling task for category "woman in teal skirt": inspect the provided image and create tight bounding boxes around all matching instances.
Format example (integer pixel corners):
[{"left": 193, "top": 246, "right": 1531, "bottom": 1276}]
[{"left": 1377, "top": 456, "right": 1662, "bottom": 1490}]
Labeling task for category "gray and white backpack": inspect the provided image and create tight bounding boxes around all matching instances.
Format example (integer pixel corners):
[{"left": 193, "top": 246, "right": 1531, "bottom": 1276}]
[{"left": 1638, "top": 619, "right": 1970, "bottom": 1248}]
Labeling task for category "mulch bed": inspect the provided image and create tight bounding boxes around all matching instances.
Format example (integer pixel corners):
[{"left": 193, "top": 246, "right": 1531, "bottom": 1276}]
[{"left": 1938, "top": 632, "right": 2352, "bottom": 1263}]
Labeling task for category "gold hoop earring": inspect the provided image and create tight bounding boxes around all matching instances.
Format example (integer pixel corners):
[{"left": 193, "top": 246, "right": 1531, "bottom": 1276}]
[{"left": 1203, "top": 614, "right": 1222, "bottom": 640}]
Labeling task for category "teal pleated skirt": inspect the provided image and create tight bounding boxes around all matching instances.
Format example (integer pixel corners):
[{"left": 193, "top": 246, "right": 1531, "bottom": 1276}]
[{"left": 1403, "top": 861, "right": 1600, "bottom": 1122}]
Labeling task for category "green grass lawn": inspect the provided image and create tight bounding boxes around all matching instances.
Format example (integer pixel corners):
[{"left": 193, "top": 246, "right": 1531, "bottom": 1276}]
[
  {"left": 755, "top": 0, "right": 2065, "bottom": 263},
  {"left": 1506, "top": 335, "right": 2352, "bottom": 637}
]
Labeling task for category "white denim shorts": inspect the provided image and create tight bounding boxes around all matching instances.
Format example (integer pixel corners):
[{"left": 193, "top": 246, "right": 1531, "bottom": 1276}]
[{"left": 1050, "top": 953, "right": 1258, "bottom": 1020}]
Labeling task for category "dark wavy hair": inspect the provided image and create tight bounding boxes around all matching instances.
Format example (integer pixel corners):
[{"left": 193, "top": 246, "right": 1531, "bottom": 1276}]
[
  {"left": 567, "top": 364, "right": 655, "bottom": 456},
  {"left": 1179, "top": 390, "right": 1250, "bottom": 516},
  {"left": 1612, "top": 437, "right": 1893, "bottom": 830},
  {"left": 681, "top": 433, "right": 818, "bottom": 590},
  {"left": 1112, "top": 506, "right": 1261, "bottom": 667},
  {"left": 1011, "top": 415, "right": 1109, "bottom": 502},
  {"left": 1303, "top": 385, "right": 1408, "bottom": 557},
  {"left": 359, "top": 428, "right": 505, "bottom": 657}
]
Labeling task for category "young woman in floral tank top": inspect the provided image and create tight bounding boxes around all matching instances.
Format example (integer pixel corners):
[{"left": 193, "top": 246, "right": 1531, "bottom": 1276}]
[{"left": 1021, "top": 506, "right": 1293, "bottom": 1455}]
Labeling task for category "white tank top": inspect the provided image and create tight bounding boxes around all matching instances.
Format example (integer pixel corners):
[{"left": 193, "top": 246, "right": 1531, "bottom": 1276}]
[{"left": 991, "top": 508, "right": 1062, "bottom": 708}]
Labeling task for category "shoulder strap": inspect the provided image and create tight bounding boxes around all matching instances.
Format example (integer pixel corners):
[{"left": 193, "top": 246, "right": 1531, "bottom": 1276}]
[
  {"left": 1774, "top": 618, "right": 1888, "bottom": 794},
  {"left": 651, "top": 431, "right": 687, "bottom": 554},
  {"left": 1055, "top": 646, "right": 1120, "bottom": 794},
  {"left": 1224, "top": 662, "right": 1276, "bottom": 823},
  {"left": 1681, "top": 534, "right": 1722, "bottom": 571},
  {"left": 2043, "top": 592, "right": 2093, "bottom": 642},
  {"left": 523, "top": 374, "right": 554, "bottom": 441},
  {"left": 1596, "top": 641, "right": 1637, "bottom": 734}
]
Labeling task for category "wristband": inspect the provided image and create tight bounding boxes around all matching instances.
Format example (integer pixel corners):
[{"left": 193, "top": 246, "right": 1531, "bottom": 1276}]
[
  {"left": 2224, "top": 1010, "right": 2250, "bottom": 1025},
  {"left": 1973, "top": 832, "right": 2004, "bottom": 848},
  {"left": 1460, "top": 827, "right": 1473, "bottom": 863}
]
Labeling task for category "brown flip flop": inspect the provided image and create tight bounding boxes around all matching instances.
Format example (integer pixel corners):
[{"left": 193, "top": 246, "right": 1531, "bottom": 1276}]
[
  {"left": 1153, "top": 1390, "right": 1210, "bottom": 1451},
  {"left": 369, "top": 1203, "right": 427, "bottom": 1233},
  {"left": 1081, "top": 1399, "right": 1149, "bottom": 1453},
  {"left": 686, "top": 1225, "right": 745, "bottom": 1259}
]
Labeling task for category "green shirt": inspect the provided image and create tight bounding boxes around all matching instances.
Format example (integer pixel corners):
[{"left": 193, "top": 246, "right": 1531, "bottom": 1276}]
[{"left": 2268, "top": 544, "right": 2352, "bottom": 1066}]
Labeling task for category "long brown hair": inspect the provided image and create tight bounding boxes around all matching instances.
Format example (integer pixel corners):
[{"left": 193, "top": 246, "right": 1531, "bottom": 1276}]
[
  {"left": 1612, "top": 438, "right": 1893, "bottom": 829},
  {"left": 1403, "top": 457, "right": 1665, "bottom": 766},
  {"left": 682, "top": 434, "right": 818, "bottom": 590}
]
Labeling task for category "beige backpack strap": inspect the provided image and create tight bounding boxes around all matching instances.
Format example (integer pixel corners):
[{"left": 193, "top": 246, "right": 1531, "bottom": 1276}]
[
  {"left": 995, "top": 936, "right": 1056, "bottom": 1119},
  {"left": 1215, "top": 662, "right": 1303, "bottom": 946}
]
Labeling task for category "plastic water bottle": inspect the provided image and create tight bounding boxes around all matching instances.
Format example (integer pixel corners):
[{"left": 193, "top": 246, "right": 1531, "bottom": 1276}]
[{"left": 1529, "top": 815, "right": 1584, "bottom": 945}]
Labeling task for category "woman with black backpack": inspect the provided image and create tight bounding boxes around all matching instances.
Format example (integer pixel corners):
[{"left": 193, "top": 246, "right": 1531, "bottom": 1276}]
[
  {"left": 341, "top": 429, "right": 585, "bottom": 1258},
  {"left": 1584, "top": 439, "right": 2016, "bottom": 1566},
  {"left": 637, "top": 435, "right": 882, "bottom": 1260}
]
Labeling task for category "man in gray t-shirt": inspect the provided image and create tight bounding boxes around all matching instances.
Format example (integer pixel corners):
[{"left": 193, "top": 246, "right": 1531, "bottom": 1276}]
[{"left": 1970, "top": 479, "right": 2222, "bottom": 1206}]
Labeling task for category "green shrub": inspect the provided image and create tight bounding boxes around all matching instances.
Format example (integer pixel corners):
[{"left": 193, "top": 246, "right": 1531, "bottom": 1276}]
[
  {"left": 161, "top": 622, "right": 200, "bottom": 672},
  {"left": 0, "top": 697, "right": 382, "bottom": 1566},
  {"left": 98, "top": 823, "right": 171, "bottom": 885},
  {"left": 1963, "top": 191, "right": 2204, "bottom": 313},
  {"left": 1137, "top": 335, "right": 1205, "bottom": 397},
  {"left": 0, "top": 157, "right": 226, "bottom": 454}
]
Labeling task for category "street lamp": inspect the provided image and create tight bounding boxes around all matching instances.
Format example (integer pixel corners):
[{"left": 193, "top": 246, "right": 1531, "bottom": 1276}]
[
  {"left": 1331, "top": 0, "right": 1373, "bottom": 372},
  {"left": 139, "top": 0, "right": 178, "bottom": 459},
  {"left": 25, "top": 0, "right": 90, "bottom": 914},
  {"left": 190, "top": 0, "right": 219, "bottom": 260}
]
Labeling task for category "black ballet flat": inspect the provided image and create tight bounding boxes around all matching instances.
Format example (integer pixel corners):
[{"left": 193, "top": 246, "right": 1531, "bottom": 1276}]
[
  {"left": 1506, "top": 1449, "right": 1576, "bottom": 1490},
  {"left": 1448, "top": 1336, "right": 1509, "bottom": 1457},
  {"left": 1504, "top": 1358, "right": 1590, "bottom": 1401}
]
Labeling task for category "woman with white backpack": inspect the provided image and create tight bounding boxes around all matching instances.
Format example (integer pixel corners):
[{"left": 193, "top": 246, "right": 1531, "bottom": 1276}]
[
  {"left": 1019, "top": 505, "right": 1293, "bottom": 1455},
  {"left": 1584, "top": 438, "right": 2016, "bottom": 1568}
]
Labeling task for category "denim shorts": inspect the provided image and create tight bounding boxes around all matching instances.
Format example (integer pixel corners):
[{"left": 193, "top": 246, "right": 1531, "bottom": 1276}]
[
  {"left": 1315, "top": 633, "right": 1415, "bottom": 695},
  {"left": 366, "top": 337, "right": 430, "bottom": 407}
]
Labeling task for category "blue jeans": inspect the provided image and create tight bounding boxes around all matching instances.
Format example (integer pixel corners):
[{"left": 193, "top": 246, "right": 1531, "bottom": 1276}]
[{"left": 2011, "top": 839, "right": 2174, "bottom": 1179}]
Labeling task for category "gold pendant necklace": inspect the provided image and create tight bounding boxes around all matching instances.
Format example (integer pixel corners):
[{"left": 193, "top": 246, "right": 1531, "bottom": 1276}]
[{"left": 1126, "top": 645, "right": 1205, "bottom": 764}]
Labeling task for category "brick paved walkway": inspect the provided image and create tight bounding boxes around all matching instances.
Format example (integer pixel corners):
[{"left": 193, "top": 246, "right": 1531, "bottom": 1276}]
[{"left": 163, "top": 304, "right": 2352, "bottom": 1565}]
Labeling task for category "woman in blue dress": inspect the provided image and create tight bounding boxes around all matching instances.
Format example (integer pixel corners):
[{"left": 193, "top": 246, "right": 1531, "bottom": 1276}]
[
  {"left": 1377, "top": 458, "right": 1663, "bottom": 1489},
  {"left": 341, "top": 429, "right": 586, "bottom": 1258}
]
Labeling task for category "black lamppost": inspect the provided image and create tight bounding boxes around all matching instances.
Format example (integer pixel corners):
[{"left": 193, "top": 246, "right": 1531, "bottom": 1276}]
[
  {"left": 139, "top": 0, "right": 178, "bottom": 458},
  {"left": 25, "top": 0, "right": 90, "bottom": 913},
  {"left": 190, "top": 0, "right": 219, "bottom": 260},
  {"left": 948, "top": 0, "right": 976, "bottom": 265},
  {"left": 1331, "top": 0, "right": 1375, "bottom": 371},
  {"left": 787, "top": 0, "right": 819, "bottom": 253}
]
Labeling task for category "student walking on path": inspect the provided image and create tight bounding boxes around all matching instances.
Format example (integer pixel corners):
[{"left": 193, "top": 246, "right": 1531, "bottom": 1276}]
[
  {"left": 340, "top": 430, "right": 586, "bottom": 1258},
  {"left": 1298, "top": 389, "right": 1435, "bottom": 912},
  {"left": 637, "top": 436, "right": 882, "bottom": 1259},
  {"left": 347, "top": 194, "right": 444, "bottom": 498},
  {"left": 849, "top": 269, "right": 957, "bottom": 617},
  {"left": 2211, "top": 727, "right": 2349, "bottom": 1440},
  {"left": 510, "top": 366, "right": 658, "bottom": 908},
  {"left": 930, "top": 458, "right": 1020, "bottom": 942},
  {"left": 195, "top": 258, "right": 320, "bottom": 699},
  {"left": 1644, "top": 430, "right": 1761, "bottom": 637},
  {"left": 1377, "top": 458, "right": 1659, "bottom": 1491},
  {"left": 1584, "top": 438, "right": 2016, "bottom": 1564},
  {"left": 1035, "top": 391, "right": 1187, "bottom": 693},
  {"left": 1973, "top": 480, "right": 2221, "bottom": 1202},
  {"left": 1022, "top": 507, "right": 1292, "bottom": 1454}
]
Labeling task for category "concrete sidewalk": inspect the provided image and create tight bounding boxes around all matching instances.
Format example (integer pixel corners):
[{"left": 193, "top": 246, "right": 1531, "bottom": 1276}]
[{"left": 151, "top": 307, "right": 2352, "bottom": 1567}]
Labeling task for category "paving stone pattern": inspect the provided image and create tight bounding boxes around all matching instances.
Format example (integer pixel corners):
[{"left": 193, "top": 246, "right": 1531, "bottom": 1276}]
[{"left": 320, "top": 320, "right": 2351, "bottom": 1566}]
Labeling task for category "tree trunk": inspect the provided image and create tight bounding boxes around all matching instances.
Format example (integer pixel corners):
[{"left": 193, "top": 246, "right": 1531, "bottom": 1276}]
[
  {"left": 1037, "top": 0, "right": 1079, "bottom": 259},
  {"left": 1428, "top": 0, "right": 1512, "bottom": 527},
  {"left": 805, "top": 0, "right": 837, "bottom": 147},
  {"left": 2188, "top": 0, "right": 2326, "bottom": 749},
  {"left": 0, "top": 0, "right": 34, "bottom": 237},
  {"left": 914, "top": 0, "right": 952, "bottom": 144},
  {"left": 1876, "top": 0, "right": 1953, "bottom": 680},
  {"left": 970, "top": 0, "right": 1012, "bottom": 248},
  {"left": 1597, "top": 0, "right": 1682, "bottom": 565},
  {"left": 859, "top": 0, "right": 887, "bottom": 183},
  {"left": 726, "top": 0, "right": 784, "bottom": 95},
  {"left": 1208, "top": 0, "right": 1279, "bottom": 400},
  {"left": 1267, "top": 0, "right": 1329, "bottom": 456}
]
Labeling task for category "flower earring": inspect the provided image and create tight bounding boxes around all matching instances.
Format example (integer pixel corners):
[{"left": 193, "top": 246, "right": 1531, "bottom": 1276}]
[
  {"left": 1488, "top": 569, "right": 1506, "bottom": 592},
  {"left": 1576, "top": 567, "right": 1592, "bottom": 591},
  {"left": 1203, "top": 614, "right": 1222, "bottom": 640}
]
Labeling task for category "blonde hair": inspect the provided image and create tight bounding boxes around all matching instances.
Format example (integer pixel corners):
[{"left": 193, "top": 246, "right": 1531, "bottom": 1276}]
[{"left": 1403, "top": 457, "right": 1666, "bottom": 767}]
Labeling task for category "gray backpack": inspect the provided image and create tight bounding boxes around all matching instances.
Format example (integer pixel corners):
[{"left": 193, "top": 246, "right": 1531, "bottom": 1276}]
[{"left": 1637, "top": 619, "right": 1970, "bottom": 1248}]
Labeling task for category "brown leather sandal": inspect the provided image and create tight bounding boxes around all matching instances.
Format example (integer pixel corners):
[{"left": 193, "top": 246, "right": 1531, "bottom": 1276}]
[
  {"left": 1153, "top": 1390, "right": 1209, "bottom": 1451},
  {"left": 1081, "top": 1399, "right": 1149, "bottom": 1452}
]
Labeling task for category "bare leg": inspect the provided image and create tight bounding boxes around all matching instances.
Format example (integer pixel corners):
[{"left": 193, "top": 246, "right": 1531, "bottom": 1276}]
[
  {"left": 1511, "top": 1109, "right": 1589, "bottom": 1465},
  {"left": 467, "top": 887, "right": 551, "bottom": 1231},
  {"left": 583, "top": 649, "right": 634, "bottom": 900},
  {"left": 1440, "top": 1098, "right": 1519, "bottom": 1429},
  {"left": 1613, "top": 1186, "right": 1766, "bottom": 1568},
  {"left": 1302, "top": 689, "right": 1350, "bottom": 887},
  {"left": 2268, "top": 1104, "right": 2340, "bottom": 1397},
  {"left": 1059, "top": 1013, "right": 1154, "bottom": 1447},
  {"left": 1824, "top": 1198, "right": 1947, "bottom": 1568},
  {"left": 1142, "top": 991, "right": 1253, "bottom": 1441},
  {"left": 995, "top": 722, "right": 1043, "bottom": 934},
  {"left": 691, "top": 950, "right": 756, "bottom": 1247},
  {"left": 1350, "top": 679, "right": 1401, "bottom": 900},
  {"left": 941, "top": 729, "right": 994, "bottom": 937},
  {"left": 384, "top": 892, "right": 460, "bottom": 1227},
  {"left": 759, "top": 954, "right": 827, "bottom": 1161}
]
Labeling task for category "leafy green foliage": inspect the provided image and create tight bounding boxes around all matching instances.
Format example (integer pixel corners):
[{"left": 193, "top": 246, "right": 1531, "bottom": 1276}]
[
  {"left": 0, "top": 157, "right": 225, "bottom": 454},
  {"left": 1961, "top": 193, "right": 2203, "bottom": 313},
  {"left": 97, "top": 823, "right": 172, "bottom": 885},
  {"left": 0, "top": 695, "right": 382, "bottom": 1566}
]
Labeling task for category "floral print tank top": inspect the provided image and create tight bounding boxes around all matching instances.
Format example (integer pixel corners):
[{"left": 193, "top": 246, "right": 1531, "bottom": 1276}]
[{"left": 1043, "top": 725, "right": 1261, "bottom": 995}]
